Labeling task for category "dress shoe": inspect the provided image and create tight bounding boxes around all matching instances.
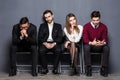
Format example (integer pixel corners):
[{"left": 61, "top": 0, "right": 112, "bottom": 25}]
[
  {"left": 32, "top": 68, "right": 37, "bottom": 76},
  {"left": 9, "top": 69, "right": 16, "bottom": 76},
  {"left": 32, "top": 72, "right": 37, "bottom": 76},
  {"left": 9, "top": 72, "right": 15, "bottom": 76},
  {"left": 100, "top": 67, "right": 108, "bottom": 77},
  {"left": 41, "top": 69, "right": 48, "bottom": 74},
  {"left": 69, "top": 69, "right": 75, "bottom": 76},
  {"left": 52, "top": 69, "right": 59, "bottom": 74},
  {"left": 74, "top": 67, "right": 79, "bottom": 76},
  {"left": 69, "top": 67, "right": 79, "bottom": 76},
  {"left": 86, "top": 66, "right": 92, "bottom": 77}
]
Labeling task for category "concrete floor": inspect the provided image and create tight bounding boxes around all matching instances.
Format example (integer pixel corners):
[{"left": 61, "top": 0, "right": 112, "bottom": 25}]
[{"left": 0, "top": 72, "right": 120, "bottom": 80}]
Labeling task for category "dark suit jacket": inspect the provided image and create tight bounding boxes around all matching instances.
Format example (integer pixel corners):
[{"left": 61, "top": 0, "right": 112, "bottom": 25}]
[
  {"left": 12, "top": 23, "right": 37, "bottom": 45},
  {"left": 38, "top": 22, "right": 63, "bottom": 46}
]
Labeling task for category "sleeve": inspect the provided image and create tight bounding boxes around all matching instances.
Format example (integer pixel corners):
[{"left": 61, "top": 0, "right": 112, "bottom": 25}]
[
  {"left": 75, "top": 25, "right": 83, "bottom": 42},
  {"left": 83, "top": 25, "right": 90, "bottom": 44},
  {"left": 64, "top": 28, "right": 68, "bottom": 38},
  {"left": 12, "top": 25, "right": 21, "bottom": 45},
  {"left": 102, "top": 25, "right": 108, "bottom": 43},
  {"left": 25, "top": 25, "right": 37, "bottom": 45},
  {"left": 38, "top": 24, "right": 46, "bottom": 44},
  {"left": 54, "top": 24, "right": 63, "bottom": 44},
  {"left": 64, "top": 28, "right": 70, "bottom": 41}
]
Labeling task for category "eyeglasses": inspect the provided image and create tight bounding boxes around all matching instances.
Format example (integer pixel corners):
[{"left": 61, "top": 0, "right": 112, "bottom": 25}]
[{"left": 20, "top": 26, "right": 28, "bottom": 30}]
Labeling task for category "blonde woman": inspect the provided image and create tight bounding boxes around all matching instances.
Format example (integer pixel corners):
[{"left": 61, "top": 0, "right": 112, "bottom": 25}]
[{"left": 64, "top": 13, "right": 83, "bottom": 75}]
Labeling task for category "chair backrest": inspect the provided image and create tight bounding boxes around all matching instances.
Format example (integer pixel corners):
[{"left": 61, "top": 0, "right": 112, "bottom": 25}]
[{"left": 16, "top": 52, "right": 31, "bottom": 54}]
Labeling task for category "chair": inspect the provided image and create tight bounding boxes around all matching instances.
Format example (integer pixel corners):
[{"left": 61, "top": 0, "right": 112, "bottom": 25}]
[
  {"left": 16, "top": 47, "right": 38, "bottom": 74},
  {"left": 38, "top": 51, "right": 61, "bottom": 73},
  {"left": 91, "top": 52, "right": 101, "bottom": 73},
  {"left": 60, "top": 37, "right": 83, "bottom": 74},
  {"left": 16, "top": 51, "right": 32, "bottom": 73},
  {"left": 82, "top": 50, "right": 102, "bottom": 74}
]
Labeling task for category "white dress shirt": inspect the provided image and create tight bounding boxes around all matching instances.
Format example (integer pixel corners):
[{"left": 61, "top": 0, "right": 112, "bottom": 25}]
[
  {"left": 64, "top": 25, "right": 83, "bottom": 43},
  {"left": 90, "top": 22, "right": 99, "bottom": 29},
  {"left": 47, "top": 21, "right": 54, "bottom": 41}
]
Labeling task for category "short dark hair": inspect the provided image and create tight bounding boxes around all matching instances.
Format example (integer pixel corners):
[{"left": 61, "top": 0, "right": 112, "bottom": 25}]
[
  {"left": 91, "top": 11, "right": 101, "bottom": 19},
  {"left": 19, "top": 17, "right": 29, "bottom": 25},
  {"left": 42, "top": 10, "right": 53, "bottom": 22}
]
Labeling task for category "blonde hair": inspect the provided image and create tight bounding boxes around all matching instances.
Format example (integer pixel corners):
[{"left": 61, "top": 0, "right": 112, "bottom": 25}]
[{"left": 66, "top": 13, "right": 80, "bottom": 34}]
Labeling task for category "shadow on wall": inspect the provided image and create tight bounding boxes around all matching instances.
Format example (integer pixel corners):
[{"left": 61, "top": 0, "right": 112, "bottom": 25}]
[
  {"left": 4, "top": 39, "right": 12, "bottom": 73},
  {"left": 108, "top": 33, "right": 112, "bottom": 73}
]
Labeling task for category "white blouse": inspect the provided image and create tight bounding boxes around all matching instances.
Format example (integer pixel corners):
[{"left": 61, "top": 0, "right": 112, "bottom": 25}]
[{"left": 64, "top": 25, "right": 83, "bottom": 43}]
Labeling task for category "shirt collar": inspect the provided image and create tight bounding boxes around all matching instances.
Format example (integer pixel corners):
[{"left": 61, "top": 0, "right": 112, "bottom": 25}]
[{"left": 90, "top": 22, "right": 99, "bottom": 28}]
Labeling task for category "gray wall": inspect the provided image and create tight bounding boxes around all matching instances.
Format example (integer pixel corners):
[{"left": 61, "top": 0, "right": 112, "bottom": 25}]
[{"left": 0, "top": 0, "right": 120, "bottom": 73}]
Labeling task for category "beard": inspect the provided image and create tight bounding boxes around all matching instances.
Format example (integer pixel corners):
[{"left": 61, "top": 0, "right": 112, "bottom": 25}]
[{"left": 46, "top": 18, "right": 53, "bottom": 24}]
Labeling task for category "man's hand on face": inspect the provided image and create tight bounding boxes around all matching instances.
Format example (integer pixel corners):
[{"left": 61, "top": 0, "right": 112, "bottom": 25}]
[
  {"left": 20, "top": 22, "right": 29, "bottom": 38},
  {"left": 21, "top": 29, "right": 28, "bottom": 38},
  {"left": 20, "top": 30, "right": 24, "bottom": 38}
]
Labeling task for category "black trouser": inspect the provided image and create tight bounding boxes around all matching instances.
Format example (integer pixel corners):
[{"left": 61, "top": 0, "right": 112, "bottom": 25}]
[
  {"left": 83, "top": 44, "right": 109, "bottom": 67},
  {"left": 38, "top": 44, "right": 61, "bottom": 70},
  {"left": 10, "top": 45, "right": 37, "bottom": 72}
]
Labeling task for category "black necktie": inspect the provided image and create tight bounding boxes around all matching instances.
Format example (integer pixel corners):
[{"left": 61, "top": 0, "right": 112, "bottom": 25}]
[{"left": 95, "top": 25, "right": 97, "bottom": 29}]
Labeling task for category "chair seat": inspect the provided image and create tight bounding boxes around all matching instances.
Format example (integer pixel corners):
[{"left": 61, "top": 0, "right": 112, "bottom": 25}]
[
  {"left": 16, "top": 51, "right": 32, "bottom": 72},
  {"left": 16, "top": 52, "right": 31, "bottom": 54}
]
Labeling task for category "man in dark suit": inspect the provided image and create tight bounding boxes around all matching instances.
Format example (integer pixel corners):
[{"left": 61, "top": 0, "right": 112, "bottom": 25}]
[
  {"left": 38, "top": 10, "right": 63, "bottom": 74},
  {"left": 9, "top": 17, "right": 37, "bottom": 76}
]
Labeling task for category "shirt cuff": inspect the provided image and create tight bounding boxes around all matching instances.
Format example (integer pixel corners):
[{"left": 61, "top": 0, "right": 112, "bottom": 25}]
[
  {"left": 20, "top": 36, "right": 23, "bottom": 40},
  {"left": 54, "top": 42, "right": 56, "bottom": 45},
  {"left": 104, "top": 42, "right": 106, "bottom": 45},
  {"left": 89, "top": 42, "right": 92, "bottom": 45}
]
